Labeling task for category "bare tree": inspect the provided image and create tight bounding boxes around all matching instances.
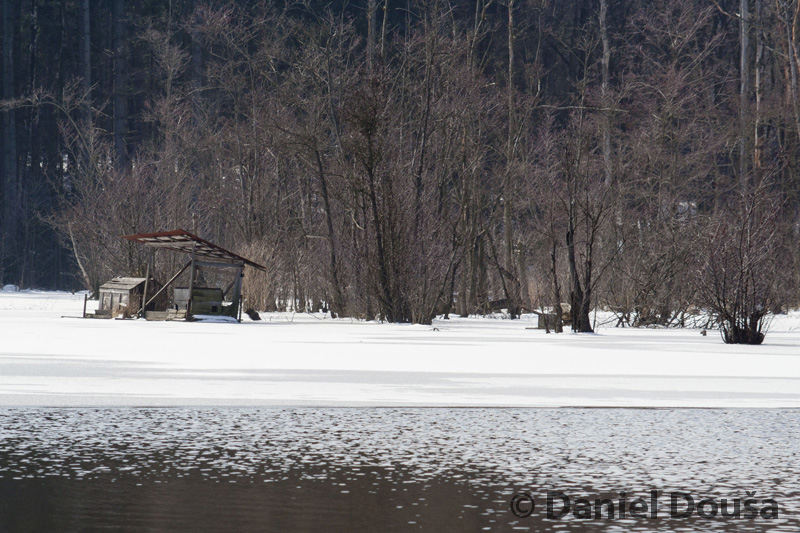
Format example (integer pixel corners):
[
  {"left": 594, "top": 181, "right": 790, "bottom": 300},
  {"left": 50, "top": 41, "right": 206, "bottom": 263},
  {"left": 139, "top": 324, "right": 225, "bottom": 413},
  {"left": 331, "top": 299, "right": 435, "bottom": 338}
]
[{"left": 696, "top": 177, "right": 782, "bottom": 344}]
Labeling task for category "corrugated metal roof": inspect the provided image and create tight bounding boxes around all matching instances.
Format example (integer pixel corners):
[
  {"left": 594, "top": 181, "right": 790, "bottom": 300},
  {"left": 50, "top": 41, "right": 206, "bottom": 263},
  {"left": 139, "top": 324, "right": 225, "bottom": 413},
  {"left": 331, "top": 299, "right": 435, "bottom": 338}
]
[
  {"left": 99, "top": 277, "right": 148, "bottom": 291},
  {"left": 121, "top": 229, "right": 266, "bottom": 270}
]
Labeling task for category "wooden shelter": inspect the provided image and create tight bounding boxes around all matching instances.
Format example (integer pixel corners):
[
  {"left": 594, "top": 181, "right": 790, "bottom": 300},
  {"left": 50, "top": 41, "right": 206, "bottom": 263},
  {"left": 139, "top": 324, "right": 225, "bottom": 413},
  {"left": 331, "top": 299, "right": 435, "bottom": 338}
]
[
  {"left": 93, "top": 277, "right": 167, "bottom": 319},
  {"left": 121, "top": 229, "right": 266, "bottom": 321}
]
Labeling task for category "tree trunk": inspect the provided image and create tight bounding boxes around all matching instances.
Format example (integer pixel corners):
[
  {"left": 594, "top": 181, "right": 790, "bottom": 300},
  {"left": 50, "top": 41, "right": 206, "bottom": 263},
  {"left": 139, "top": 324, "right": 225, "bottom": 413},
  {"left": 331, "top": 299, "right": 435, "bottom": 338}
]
[
  {"left": 379, "top": 0, "right": 389, "bottom": 60},
  {"left": 550, "top": 235, "right": 563, "bottom": 333},
  {"left": 781, "top": 3, "right": 800, "bottom": 145},
  {"left": 567, "top": 202, "right": 593, "bottom": 332},
  {"left": 2, "top": 0, "right": 18, "bottom": 284},
  {"left": 80, "top": 0, "right": 91, "bottom": 105},
  {"left": 366, "top": 164, "right": 394, "bottom": 321},
  {"left": 367, "top": 0, "right": 377, "bottom": 71},
  {"left": 112, "top": 0, "right": 128, "bottom": 168},
  {"left": 600, "top": 0, "right": 612, "bottom": 187},
  {"left": 191, "top": 0, "right": 203, "bottom": 125},
  {"left": 516, "top": 240, "right": 530, "bottom": 310},
  {"left": 754, "top": 0, "right": 763, "bottom": 170},
  {"left": 315, "top": 148, "right": 346, "bottom": 318},
  {"left": 504, "top": 0, "right": 520, "bottom": 319},
  {"left": 739, "top": 0, "right": 749, "bottom": 192}
]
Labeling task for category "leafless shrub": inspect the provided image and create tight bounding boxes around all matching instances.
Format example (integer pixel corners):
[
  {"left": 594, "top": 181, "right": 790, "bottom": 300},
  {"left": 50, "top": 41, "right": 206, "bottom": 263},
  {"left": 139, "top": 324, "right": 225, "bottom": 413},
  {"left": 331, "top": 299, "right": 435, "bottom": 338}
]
[{"left": 696, "top": 179, "right": 782, "bottom": 344}]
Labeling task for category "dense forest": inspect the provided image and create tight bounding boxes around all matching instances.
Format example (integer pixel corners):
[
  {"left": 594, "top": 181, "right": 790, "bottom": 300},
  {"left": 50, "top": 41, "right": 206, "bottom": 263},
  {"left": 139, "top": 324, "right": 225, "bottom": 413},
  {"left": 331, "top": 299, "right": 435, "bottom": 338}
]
[{"left": 1, "top": 0, "right": 799, "bottom": 338}]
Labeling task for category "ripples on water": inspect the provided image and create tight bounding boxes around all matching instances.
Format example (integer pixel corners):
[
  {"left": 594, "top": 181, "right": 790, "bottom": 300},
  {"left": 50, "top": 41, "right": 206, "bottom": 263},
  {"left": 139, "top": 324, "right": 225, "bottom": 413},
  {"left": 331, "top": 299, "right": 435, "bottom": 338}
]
[{"left": 0, "top": 408, "right": 798, "bottom": 531}]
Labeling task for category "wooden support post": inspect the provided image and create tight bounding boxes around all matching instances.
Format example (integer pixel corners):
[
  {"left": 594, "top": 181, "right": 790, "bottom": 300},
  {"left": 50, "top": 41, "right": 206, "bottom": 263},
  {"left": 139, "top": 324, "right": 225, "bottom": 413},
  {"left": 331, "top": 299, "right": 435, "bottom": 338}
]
[
  {"left": 233, "top": 264, "right": 243, "bottom": 321},
  {"left": 139, "top": 252, "right": 152, "bottom": 318},
  {"left": 82, "top": 293, "right": 88, "bottom": 318},
  {"left": 144, "top": 260, "right": 190, "bottom": 309},
  {"left": 239, "top": 266, "right": 244, "bottom": 321},
  {"left": 187, "top": 242, "right": 197, "bottom": 319}
]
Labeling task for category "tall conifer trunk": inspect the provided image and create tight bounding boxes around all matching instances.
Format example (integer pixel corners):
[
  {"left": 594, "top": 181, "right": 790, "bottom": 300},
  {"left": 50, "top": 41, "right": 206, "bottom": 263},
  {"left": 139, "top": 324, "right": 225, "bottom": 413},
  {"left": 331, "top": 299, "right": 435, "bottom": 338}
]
[
  {"left": 112, "top": 0, "right": 128, "bottom": 168},
  {"left": 2, "top": 0, "right": 18, "bottom": 284},
  {"left": 739, "top": 0, "right": 749, "bottom": 192}
]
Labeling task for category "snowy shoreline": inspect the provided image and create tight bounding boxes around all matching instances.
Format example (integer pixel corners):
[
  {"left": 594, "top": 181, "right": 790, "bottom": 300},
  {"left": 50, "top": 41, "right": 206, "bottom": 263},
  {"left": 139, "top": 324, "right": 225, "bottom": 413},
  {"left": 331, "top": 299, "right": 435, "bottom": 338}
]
[{"left": 2, "top": 290, "right": 799, "bottom": 408}]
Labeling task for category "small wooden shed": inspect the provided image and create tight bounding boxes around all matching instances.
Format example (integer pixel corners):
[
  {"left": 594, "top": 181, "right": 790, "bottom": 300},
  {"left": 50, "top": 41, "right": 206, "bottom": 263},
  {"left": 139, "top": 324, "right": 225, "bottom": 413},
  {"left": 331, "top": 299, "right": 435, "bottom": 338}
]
[
  {"left": 97, "top": 277, "right": 167, "bottom": 318},
  {"left": 121, "top": 229, "right": 266, "bottom": 321}
]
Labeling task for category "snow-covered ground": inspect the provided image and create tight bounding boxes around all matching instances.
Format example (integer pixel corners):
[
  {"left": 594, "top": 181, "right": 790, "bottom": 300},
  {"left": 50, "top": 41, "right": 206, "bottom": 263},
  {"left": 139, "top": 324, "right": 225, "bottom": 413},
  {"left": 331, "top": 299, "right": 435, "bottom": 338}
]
[{"left": 1, "top": 290, "right": 799, "bottom": 407}]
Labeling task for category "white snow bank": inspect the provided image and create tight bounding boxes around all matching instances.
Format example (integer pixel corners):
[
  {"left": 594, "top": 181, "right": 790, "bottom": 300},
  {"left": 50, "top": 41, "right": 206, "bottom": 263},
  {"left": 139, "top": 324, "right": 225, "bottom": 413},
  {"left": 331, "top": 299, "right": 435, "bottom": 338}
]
[{"left": 1, "top": 291, "right": 799, "bottom": 407}]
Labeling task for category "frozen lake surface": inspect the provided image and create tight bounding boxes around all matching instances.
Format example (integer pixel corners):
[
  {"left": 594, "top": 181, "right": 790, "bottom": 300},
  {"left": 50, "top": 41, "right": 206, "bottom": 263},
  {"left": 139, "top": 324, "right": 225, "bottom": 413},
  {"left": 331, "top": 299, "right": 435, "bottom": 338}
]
[
  {"left": 2, "top": 291, "right": 800, "bottom": 407},
  {"left": 2, "top": 292, "right": 799, "bottom": 529},
  {"left": 0, "top": 408, "right": 798, "bottom": 531}
]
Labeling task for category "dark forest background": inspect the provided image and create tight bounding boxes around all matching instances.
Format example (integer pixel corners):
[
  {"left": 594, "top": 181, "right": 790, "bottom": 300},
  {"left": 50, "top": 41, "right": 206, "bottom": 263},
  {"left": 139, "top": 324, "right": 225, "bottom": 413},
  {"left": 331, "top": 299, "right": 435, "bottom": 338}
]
[{"left": 1, "top": 0, "right": 799, "bottom": 333}]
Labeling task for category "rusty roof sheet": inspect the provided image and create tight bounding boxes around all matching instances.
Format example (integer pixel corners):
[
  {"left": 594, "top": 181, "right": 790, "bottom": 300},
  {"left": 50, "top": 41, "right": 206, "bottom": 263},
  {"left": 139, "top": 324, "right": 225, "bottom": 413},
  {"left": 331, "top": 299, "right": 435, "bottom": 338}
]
[{"left": 122, "top": 229, "right": 266, "bottom": 270}]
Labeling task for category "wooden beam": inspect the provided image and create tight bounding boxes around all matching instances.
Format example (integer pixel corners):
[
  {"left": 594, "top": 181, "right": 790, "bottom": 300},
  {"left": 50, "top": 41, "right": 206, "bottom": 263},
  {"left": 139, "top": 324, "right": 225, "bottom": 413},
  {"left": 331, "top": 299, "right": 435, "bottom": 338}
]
[
  {"left": 193, "top": 261, "right": 244, "bottom": 270},
  {"left": 144, "top": 260, "right": 191, "bottom": 309},
  {"left": 138, "top": 252, "right": 152, "bottom": 318},
  {"left": 222, "top": 276, "right": 237, "bottom": 298}
]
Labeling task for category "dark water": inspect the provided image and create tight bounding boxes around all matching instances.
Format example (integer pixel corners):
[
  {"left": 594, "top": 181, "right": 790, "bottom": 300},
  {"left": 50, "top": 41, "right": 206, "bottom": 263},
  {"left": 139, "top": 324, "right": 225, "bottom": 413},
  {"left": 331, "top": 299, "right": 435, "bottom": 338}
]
[{"left": 0, "top": 408, "right": 798, "bottom": 532}]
